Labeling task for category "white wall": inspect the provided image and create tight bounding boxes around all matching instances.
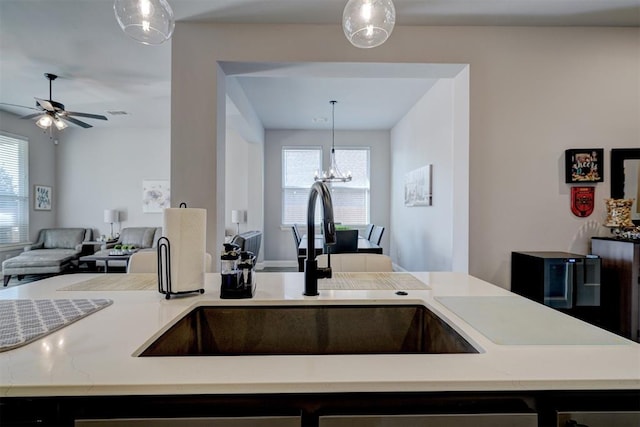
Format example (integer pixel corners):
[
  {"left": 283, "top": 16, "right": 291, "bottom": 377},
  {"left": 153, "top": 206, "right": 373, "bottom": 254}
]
[
  {"left": 225, "top": 127, "right": 249, "bottom": 236},
  {"left": 264, "top": 129, "right": 390, "bottom": 263},
  {"left": 172, "top": 24, "right": 639, "bottom": 288},
  {"left": 0, "top": 111, "right": 58, "bottom": 245},
  {"left": 56, "top": 127, "right": 169, "bottom": 238},
  {"left": 390, "top": 76, "right": 468, "bottom": 272},
  {"left": 224, "top": 85, "right": 266, "bottom": 261}
]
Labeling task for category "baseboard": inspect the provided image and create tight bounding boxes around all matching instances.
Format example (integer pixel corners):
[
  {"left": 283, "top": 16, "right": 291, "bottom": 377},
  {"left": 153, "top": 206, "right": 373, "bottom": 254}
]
[{"left": 392, "top": 263, "right": 405, "bottom": 272}]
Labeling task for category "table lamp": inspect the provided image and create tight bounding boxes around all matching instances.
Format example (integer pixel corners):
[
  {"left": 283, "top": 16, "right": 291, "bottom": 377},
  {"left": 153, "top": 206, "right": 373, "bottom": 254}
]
[
  {"left": 104, "top": 209, "right": 119, "bottom": 239},
  {"left": 231, "top": 210, "right": 244, "bottom": 235}
]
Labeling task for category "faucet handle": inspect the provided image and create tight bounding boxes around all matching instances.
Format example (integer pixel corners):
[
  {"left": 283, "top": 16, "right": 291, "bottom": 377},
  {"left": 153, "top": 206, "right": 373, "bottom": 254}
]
[{"left": 324, "top": 220, "right": 336, "bottom": 244}]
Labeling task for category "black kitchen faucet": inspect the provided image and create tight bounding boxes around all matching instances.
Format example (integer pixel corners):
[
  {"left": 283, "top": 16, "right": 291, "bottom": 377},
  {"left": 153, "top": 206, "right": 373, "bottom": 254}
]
[{"left": 304, "top": 181, "right": 336, "bottom": 296}]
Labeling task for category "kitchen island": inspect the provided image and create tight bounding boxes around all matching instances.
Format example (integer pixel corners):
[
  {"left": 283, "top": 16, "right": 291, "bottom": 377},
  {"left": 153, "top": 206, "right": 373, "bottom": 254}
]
[{"left": 0, "top": 272, "right": 638, "bottom": 426}]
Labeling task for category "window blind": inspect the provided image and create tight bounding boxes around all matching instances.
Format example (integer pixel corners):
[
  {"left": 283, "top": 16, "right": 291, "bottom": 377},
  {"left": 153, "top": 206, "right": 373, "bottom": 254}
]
[
  {"left": 0, "top": 132, "right": 29, "bottom": 245},
  {"left": 282, "top": 148, "right": 322, "bottom": 225},
  {"left": 331, "top": 148, "right": 370, "bottom": 225}
]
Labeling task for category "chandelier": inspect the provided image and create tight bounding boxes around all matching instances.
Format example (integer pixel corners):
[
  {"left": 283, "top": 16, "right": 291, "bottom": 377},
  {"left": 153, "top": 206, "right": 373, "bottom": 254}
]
[
  {"left": 114, "top": 0, "right": 175, "bottom": 45},
  {"left": 342, "top": 0, "right": 396, "bottom": 49},
  {"left": 315, "top": 101, "right": 352, "bottom": 183}
]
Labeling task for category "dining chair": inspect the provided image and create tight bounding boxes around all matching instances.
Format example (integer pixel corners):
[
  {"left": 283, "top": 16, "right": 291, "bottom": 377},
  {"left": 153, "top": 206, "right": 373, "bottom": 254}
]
[
  {"left": 361, "top": 224, "right": 375, "bottom": 240},
  {"left": 325, "top": 229, "right": 359, "bottom": 254},
  {"left": 369, "top": 226, "right": 385, "bottom": 246},
  {"left": 291, "top": 224, "right": 301, "bottom": 249}
]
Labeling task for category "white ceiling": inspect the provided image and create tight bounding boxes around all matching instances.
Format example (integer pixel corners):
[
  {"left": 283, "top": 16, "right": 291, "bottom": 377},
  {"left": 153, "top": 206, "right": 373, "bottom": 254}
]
[{"left": 0, "top": 0, "right": 638, "bottom": 131}]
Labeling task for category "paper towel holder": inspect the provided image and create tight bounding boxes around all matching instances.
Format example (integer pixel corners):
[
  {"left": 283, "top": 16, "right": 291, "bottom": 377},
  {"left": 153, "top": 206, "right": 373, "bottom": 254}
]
[{"left": 157, "top": 236, "right": 205, "bottom": 300}]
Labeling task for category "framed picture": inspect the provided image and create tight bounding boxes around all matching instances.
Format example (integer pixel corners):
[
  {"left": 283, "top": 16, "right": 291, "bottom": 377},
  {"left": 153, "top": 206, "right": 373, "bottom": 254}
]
[
  {"left": 142, "top": 179, "right": 170, "bottom": 213},
  {"left": 565, "top": 148, "right": 604, "bottom": 183},
  {"left": 34, "top": 185, "right": 52, "bottom": 210},
  {"left": 404, "top": 165, "right": 432, "bottom": 207}
]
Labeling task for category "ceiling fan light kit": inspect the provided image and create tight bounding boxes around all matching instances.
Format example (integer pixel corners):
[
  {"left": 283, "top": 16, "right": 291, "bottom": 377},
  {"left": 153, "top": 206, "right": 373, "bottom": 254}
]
[
  {"left": 343, "top": 0, "right": 396, "bottom": 48},
  {"left": 114, "top": 0, "right": 175, "bottom": 45}
]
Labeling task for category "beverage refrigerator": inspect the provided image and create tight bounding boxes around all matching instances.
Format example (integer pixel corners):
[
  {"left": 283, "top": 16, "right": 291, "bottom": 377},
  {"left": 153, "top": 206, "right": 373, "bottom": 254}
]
[{"left": 511, "top": 251, "right": 602, "bottom": 326}]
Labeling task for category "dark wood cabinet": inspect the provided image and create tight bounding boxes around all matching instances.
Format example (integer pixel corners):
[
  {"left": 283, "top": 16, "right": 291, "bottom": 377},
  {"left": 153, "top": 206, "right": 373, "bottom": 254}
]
[{"left": 591, "top": 237, "right": 640, "bottom": 342}]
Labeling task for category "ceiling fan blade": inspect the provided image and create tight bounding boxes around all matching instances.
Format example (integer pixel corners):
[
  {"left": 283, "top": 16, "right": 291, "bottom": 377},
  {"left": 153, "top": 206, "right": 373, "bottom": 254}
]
[
  {"left": 20, "top": 112, "right": 44, "bottom": 120},
  {"left": 66, "top": 111, "right": 108, "bottom": 121},
  {"left": 35, "top": 98, "right": 54, "bottom": 111},
  {"left": 63, "top": 116, "right": 93, "bottom": 129},
  {"left": 0, "top": 102, "right": 40, "bottom": 111}
]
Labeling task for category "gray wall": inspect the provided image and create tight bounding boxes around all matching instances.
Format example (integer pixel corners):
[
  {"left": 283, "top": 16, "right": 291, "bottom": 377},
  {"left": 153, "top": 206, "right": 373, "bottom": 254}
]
[
  {"left": 264, "top": 129, "right": 391, "bottom": 265},
  {"left": 56, "top": 126, "right": 169, "bottom": 237},
  {"left": 171, "top": 24, "right": 639, "bottom": 288}
]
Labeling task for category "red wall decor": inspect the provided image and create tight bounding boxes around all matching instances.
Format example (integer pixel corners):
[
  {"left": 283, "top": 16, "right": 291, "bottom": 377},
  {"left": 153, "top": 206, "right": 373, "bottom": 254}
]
[{"left": 571, "top": 186, "right": 595, "bottom": 217}]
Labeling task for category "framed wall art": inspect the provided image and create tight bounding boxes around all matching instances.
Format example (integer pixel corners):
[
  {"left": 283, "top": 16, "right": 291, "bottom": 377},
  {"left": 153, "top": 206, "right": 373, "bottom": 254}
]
[
  {"left": 565, "top": 148, "right": 604, "bottom": 183},
  {"left": 404, "top": 165, "right": 432, "bottom": 207},
  {"left": 142, "top": 180, "right": 170, "bottom": 213},
  {"left": 34, "top": 185, "right": 52, "bottom": 210}
]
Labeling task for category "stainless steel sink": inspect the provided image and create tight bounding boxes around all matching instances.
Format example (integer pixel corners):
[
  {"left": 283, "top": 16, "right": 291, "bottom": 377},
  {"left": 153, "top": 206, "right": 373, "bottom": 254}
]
[{"left": 138, "top": 304, "right": 478, "bottom": 357}]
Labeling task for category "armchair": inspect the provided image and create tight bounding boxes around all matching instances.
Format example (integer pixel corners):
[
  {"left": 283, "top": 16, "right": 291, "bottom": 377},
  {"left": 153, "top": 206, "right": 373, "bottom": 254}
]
[{"left": 230, "top": 230, "right": 262, "bottom": 259}]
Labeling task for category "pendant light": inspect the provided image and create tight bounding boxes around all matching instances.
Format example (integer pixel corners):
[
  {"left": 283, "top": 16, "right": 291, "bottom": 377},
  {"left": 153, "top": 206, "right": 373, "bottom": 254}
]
[
  {"left": 342, "top": 0, "right": 396, "bottom": 48},
  {"left": 315, "top": 101, "right": 352, "bottom": 183},
  {"left": 114, "top": 0, "right": 175, "bottom": 45}
]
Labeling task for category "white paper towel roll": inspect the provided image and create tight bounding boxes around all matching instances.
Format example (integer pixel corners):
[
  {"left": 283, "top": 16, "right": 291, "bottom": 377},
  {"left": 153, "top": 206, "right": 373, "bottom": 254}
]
[{"left": 163, "top": 208, "right": 207, "bottom": 293}]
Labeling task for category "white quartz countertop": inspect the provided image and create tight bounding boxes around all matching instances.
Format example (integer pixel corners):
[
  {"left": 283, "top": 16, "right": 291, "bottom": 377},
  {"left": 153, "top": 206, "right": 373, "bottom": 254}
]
[{"left": 1, "top": 271, "right": 638, "bottom": 397}]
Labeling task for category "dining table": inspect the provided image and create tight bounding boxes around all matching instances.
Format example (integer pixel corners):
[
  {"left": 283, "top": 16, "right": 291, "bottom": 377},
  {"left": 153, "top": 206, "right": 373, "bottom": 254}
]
[{"left": 297, "top": 234, "right": 383, "bottom": 272}]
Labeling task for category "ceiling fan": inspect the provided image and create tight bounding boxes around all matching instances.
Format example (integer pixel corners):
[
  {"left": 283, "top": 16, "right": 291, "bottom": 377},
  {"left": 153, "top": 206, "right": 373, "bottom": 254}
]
[{"left": 2, "top": 73, "right": 108, "bottom": 130}]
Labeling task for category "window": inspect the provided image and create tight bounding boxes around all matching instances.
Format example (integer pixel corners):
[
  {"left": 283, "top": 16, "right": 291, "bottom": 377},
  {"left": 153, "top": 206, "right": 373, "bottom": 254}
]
[
  {"left": 282, "top": 147, "right": 322, "bottom": 225},
  {"left": 0, "top": 132, "right": 29, "bottom": 245},
  {"left": 331, "top": 148, "right": 370, "bottom": 225},
  {"left": 282, "top": 147, "right": 370, "bottom": 226}
]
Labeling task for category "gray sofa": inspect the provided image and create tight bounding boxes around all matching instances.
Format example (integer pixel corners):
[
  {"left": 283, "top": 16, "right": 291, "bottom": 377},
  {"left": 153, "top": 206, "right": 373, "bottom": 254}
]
[
  {"left": 91, "top": 227, "right": 162, "bottom": 269},
  {"left": 2, "top": 228, "right": 92, "bottom": 286}
]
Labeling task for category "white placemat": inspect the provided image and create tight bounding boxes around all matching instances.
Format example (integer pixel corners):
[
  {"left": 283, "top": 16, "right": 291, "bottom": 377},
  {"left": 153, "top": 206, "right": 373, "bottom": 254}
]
[
  {"left": 318, "top": 272, "right": 429, "bottom": 290},
  {"left": 58, "top": 274, "right": 156, "bottom": 291}
]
